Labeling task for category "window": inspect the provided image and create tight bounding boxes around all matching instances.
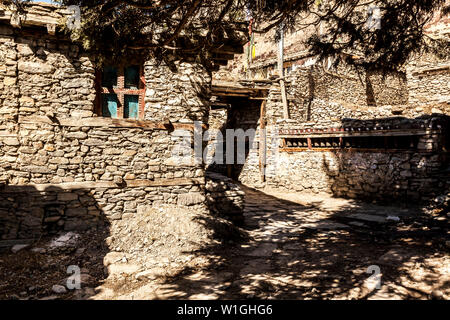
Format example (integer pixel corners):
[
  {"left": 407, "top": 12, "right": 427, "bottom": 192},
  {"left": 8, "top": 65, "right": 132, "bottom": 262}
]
[{"left": 96, "top": 64, "right": 145, "bottom": 119}]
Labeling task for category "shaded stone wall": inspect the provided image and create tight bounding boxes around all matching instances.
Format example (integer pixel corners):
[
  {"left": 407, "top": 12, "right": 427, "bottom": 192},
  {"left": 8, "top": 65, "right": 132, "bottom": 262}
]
[{"left": 0, "top": 27, "right": 211, "bottom": 240}]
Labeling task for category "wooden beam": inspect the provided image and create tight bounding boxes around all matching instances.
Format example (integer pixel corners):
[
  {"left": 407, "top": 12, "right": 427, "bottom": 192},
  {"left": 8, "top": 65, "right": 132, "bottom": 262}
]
[
  {"left": 213, "top": 93, "right": 249, "bottom": 98},
  {"left": 2, "top": 177, "right": 205, "bottom": 192},
  {"left": 212, "top": 86, "right": 255, "bottom": 94},
  {"left": 18, "top": 115, "right": 206, "bottom": 131},
  {"left": 125, "top": 177, "right": 205, "bottom": 187}
]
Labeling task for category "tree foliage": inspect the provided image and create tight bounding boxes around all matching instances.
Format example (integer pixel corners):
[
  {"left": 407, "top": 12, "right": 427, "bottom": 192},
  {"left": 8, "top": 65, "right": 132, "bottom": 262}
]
[{"left": 4, "top": 0, "right": 450, "bottom": 70}]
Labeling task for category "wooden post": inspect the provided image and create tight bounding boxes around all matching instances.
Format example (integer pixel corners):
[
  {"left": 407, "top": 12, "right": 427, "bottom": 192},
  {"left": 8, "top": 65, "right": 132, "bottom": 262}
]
[
  {"left": 278, "top": 25, "right": 290, "bottom": 119},
  {"left": 259, "top": 100, "right": 267, "bottom": 182}
]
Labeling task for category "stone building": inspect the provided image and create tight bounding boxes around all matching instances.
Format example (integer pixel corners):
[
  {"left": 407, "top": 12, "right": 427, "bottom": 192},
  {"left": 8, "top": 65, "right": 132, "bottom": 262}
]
[
  {"left": 210, "top": 5, "right": 450, "bottom": 203},
  {"left": 0, "top": 3, "right": 244, "bottom": 240},
  {"left": 0, "top": 2, "right": 449, "bottom": 242}
]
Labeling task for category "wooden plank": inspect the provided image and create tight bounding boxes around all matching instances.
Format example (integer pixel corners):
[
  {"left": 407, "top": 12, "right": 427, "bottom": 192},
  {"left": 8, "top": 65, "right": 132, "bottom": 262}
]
[
  {"left": 3, "top": 181, "right": 118, "bottom": 192},
  {"left": 2, "top": 177, "right": 206, "bottom": 192},
  {"left": 213, "top": 93, "right": 250, "bottom": 98},
  {"left": 125, "top": 177, "right": 205, "bottom": 187},
  {"left": 212, "top": 86, "right": 255, "bottom": 94},
  {"left": 18, "top": 116, "right": 206, "bottom": 131}
]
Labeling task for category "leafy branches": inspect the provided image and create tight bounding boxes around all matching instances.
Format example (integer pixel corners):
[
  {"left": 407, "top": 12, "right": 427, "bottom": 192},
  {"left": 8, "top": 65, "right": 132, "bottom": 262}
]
[{"left": 5, "top": 0, "right": 449, "bottom": 71}]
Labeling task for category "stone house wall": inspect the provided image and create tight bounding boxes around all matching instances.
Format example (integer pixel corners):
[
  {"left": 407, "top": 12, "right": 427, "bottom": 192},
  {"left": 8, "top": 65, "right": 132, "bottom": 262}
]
[
  {"left": 406, "top": 59, "right": 450, "bottom": 107},
  {"left": 230, "top": 61, "right": 450, "bottom": 203},
  {"left": 0, "top": 24, "right": 211, "bottom": 240}
]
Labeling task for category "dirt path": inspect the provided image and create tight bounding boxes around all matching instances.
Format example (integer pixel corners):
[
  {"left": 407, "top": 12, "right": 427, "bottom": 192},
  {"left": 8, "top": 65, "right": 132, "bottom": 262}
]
[
  {"left": 1, "top": 186, "right": 448, "bottom": 300},
  {"left": 94, "top": 186, "right": 449, "bottom": 300}
]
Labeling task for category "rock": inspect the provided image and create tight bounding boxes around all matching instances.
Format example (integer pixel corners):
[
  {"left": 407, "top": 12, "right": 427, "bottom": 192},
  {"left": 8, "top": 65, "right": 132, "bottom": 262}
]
[
  {"left": 48, "top": 232, "right": 80, "bottom": 249},
  {"left": 2, "top": 138, "right": 20, "bottom": 146},
  {"left": 348, "top": 213, "right": 387, "bottom": 223},
  {"left": 107, "top": 263, "right": 140, "bottom": 275},
  {"left": 39, "top": 295, "right": 59, "bottom": 300},
  {"left": 135, "top": 270, "right": 158, "bottom": 281},
  {"left": 52, "top": 285, "right": 67, "bottom": 294},
  {"left": 66, "top": 132, "right": 88, "bottom": 140},
  {"left": 83, "top": 287, "right": 95, "bottom": 296},
  {"left": 103, "top": 252, "right": 124, "bottom": 266},
  {"left": 303, "top": 221, "right": 349, "bottom": 230},
  {"left": 378, "top": 249, "right": 408, "bottom": 265},
  {"left": 248, "top": 243, "right": 277, "bottom": 257},
  {"left": 177, "top": 192, "right": 205, "bottom": 206},
  {"left": 348, "top": 221, "right": 366, "bottom": 228},
  {"left": 31, "top": 247, "right": 46, "bottom": 254},
  {"left": 431, "top": 290, "right": 445, "bottom": 300},
  {"left": 11, "top": 244, "right": 29, "bottom": 253},
  {"left": 75, "top": 248, "right": 86, "bottom": 255},
  {"left": 386, "top": 216, "right": 400, "bottom": 222},
  {"left": 18, "top": 61, "right": 54, "bottom": 74}
]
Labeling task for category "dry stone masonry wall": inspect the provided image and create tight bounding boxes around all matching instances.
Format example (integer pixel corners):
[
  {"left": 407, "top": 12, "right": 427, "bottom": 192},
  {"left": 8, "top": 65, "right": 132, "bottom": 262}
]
[
  {"left": 0, "top": 23, "right": 212, "bottom": 240},
  {"left": 230, "top": 58, "right": 450, "bottom": 203}
]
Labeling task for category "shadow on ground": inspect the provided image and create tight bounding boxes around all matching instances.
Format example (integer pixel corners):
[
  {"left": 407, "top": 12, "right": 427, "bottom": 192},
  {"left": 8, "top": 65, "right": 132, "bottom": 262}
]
[
  {"left": 0, "top": 186, "right": 110, "bottom": 300},
  {"left": 151, "top": 185, "right": 449, "bottom": 300}
]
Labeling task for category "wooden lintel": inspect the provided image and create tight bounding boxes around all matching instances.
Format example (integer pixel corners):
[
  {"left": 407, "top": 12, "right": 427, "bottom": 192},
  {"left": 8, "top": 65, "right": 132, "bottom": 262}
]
[
  {"left": 18, "top": 116, "right": 207, "bottom": 131},
  {"left": 125, "top": 177, "right": 205, "bottom": 188},
  {"left": 213, "top": 93, "right": 250, "bottom": 98},
  {"left": 46, "top": 23, "right": 56, "bottom": 35},
  {"left": 2, "top": 177, "right": 206, "bottom": 193}
]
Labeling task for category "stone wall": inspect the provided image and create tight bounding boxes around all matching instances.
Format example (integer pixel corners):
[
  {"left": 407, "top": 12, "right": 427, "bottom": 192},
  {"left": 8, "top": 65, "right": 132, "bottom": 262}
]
[
  {"left": 406, "top": 59, "right": 450, "bottom": 107},
  {"left": 225, "top": 62, "right": 450, "bottom": 203},
  {"left": 0, "top": 26, "right": 211, "bottom": 240}
]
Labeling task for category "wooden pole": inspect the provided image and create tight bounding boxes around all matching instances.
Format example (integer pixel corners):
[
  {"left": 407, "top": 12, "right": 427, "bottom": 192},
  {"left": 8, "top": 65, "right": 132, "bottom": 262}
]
[
  {"left": 259, "top": 100, "right": 267, "bottom": 182},
  {"left": 278, "top": 25, "right": 290, "bottom": 119}
]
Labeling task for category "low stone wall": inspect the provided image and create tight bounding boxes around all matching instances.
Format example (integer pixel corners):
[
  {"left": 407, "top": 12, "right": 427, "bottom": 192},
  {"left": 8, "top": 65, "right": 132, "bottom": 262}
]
[
  {"left": 262, "top": 147, "right": 448, "bottom": 202},
  {"left": 0, "top": 181, "right": 206, "bottom": 240}
]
